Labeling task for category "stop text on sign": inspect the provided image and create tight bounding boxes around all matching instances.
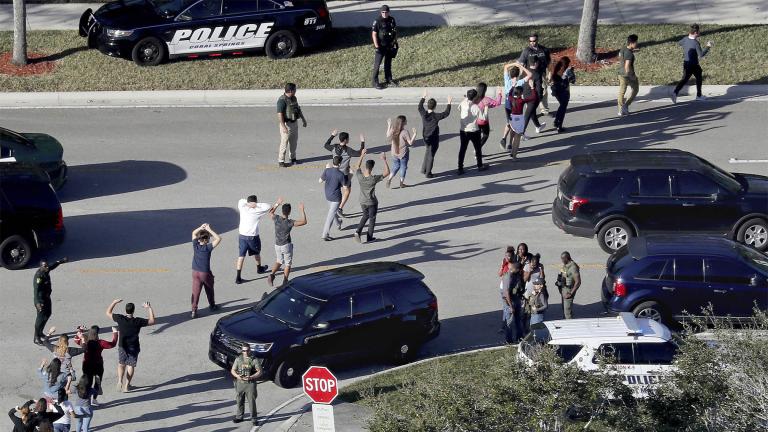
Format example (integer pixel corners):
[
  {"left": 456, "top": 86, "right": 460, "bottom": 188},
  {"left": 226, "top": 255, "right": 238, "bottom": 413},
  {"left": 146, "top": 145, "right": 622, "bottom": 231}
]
[{"left": 305, "top": 377, "right": 336, "bottom": 393}]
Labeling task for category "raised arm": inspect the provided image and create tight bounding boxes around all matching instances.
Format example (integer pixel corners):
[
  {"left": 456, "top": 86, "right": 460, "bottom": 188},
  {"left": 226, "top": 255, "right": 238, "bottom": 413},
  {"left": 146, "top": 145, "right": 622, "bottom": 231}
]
[
  {"left": 406, "top": 128, "right": 418, "bottom": 146},
  {"left": 385, "top": 118, "right": 393, "bottom": 138},
  {"left": 294, "top": 203, "right": 308, "bottom": 227},
  {"left": 418, "top": 94, "right": 426, "bottom": 116},
  {"left": 353, "top": 149, "right": 368, "bottom": 172},
  {"left": 48, "top": 257, "right": 68, "bottom": 272},
  {"left": 323, "top": 130, "right": 337, "bottom": 151},
  {"left": 102, "top": 327, "right": 119, "bottom": 349},
  {"left": 192, "top": 224, "right": 206, "bottom": 241},
  {"left": 143, "top": 302, "right": 156, "bottom": 326},
  {"left": 204, "top": 223, "right": 221, "bottom": 248},
  {"left": 106, "top": 299, "right": 122, "bottom": 320},
  {"left": 437, "top": 97, "right": 452, "bottom": 120},
  {"left": 380, "top": 152, "right": 391, "bottom": 178}
]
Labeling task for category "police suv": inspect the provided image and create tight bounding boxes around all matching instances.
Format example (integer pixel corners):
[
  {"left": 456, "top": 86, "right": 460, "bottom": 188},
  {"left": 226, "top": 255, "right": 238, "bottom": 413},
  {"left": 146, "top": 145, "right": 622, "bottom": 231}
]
[
  {"left": 79, "top": 0, "right": 332, "bottom": 66},
  {"left": 519, "top": 313, "right": 678, "bottom": 397}
]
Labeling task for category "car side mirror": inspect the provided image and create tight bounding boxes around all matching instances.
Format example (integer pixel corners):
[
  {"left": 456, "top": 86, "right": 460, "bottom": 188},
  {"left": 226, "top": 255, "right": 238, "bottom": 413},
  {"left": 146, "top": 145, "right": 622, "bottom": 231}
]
[{"left": 313, "top": 322, "right": 329, "bottom": 330}]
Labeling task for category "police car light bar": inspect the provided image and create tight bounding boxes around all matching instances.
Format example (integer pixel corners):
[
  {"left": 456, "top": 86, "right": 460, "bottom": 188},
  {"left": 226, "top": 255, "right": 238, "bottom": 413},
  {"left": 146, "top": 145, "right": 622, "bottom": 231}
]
[{"left": 618, "top": 312, "right": 643, "bottom": 335}]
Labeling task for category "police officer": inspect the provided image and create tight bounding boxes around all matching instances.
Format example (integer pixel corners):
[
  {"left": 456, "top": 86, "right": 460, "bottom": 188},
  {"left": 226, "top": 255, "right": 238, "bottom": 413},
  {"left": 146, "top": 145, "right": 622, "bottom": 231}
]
[
  {"left": 371, "top": 5, "right": 398, "bottom": 90},
  {"left": 231, "top": 344, "right": 261, "bottom": 426},
  {"left": 33, "top": 257, "right": 68, "bottom": 345},
  {"left": 557, "top": 251, "right": 580, "bottom": 319},
  {"left": 517, "top": 33, "right": 551, "bottom": 131}
]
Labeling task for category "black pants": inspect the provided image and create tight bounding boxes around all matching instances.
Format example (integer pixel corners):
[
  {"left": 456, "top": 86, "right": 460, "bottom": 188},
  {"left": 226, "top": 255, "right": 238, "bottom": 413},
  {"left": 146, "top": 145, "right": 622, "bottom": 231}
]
[
  {"left": 458, "top": 130, "right": 483, "bottom": 170},
  {"left": 478, "top": 123, "right": 491, "bottom": 146},
  {"left": 421, "top": 135, "right": 439, "bottom": 175},
  {"left": 372, "top": 48, "right": 394, "bottom": 86},
  {"left": 523, "top": 78, "right": 544, "bottom": 132},
  {"left": 554, "top": 90, "right": 570, "bottom": 128},
  {"left": 356, "top": 203, "right": 378, "bottom": 239},
  {"left": 673, "top": 62, "right": 703, "bottom": 97},
  {"left": 34, "top": 301, "right": 52, "bottom": 338}
]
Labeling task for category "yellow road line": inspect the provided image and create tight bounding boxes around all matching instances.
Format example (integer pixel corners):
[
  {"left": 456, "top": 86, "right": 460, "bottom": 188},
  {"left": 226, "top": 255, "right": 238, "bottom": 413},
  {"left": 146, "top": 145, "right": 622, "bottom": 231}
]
[{"left": 78, "top": 268, "right": 170, "bottom": 273}]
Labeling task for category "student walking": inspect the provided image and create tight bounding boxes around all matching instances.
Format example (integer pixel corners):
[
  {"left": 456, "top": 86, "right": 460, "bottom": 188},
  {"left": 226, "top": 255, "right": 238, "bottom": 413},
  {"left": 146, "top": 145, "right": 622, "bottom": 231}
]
[
  {"left": 503, "top": 262, "right": 526, "bottom": 343},
  {"left": 671, "top": 24, "right": 714, "bottom": 103},
  {"left": 276, "top": 83, "right": 307, "bottom": 167},
  {"left": 323, "top": 130, "right": 365, "bottom": 217},
  {"left": 550, "top": 57, "right": 576, "bottom": 133},
  {"left": 231, "top": 345, "right": 262, "bottom": 426},
  {"left": 507, "top": 80, "right": 539, "bottom": 160},
  {"left": 458, "top": 89, "right": 487, "bottom": 175},
  {"left": 106, "top": 299, "right": 156, "bottom": 392},
  {"left": 517, "top": 33, "right": 550, "bottom": 134},
  {"left": 267, "top": 200, "right": 307, "bottom": 287},
  {"left": 319, "top": 156, "right": 347, "bottom": 241},
  {"left": 385, "top": 116, "right": 417, "bottom": 188},
  {"left": 418, "top": 91, "right": 452, "bottom": 178},
  {"left": 70, "top": 375, "right": 93, "bottom": 431},
  {"left": 353, "top": 150, "right": 390, "bottom": 244},
  {"left": 33, "top": 258, "right": 68, "bottom": 345},
  {"left": 498, "top": 246, "right": 515, "bottom": 329},
  {"left": 557, "top": 252, "right": 581, "bottom": 319},
  {"left": 236, "top": 195, "right": 278, "bottom": 284},
  {"left": 37, "top": 358, "right": 69, "bottom": 403},
  {"left": 371, "top": 5, "right": 398, "bottom": 89},
  {"left": 500, "top": 62, "right": 533, "bottom": 149},
  {"left": 190, "top": 223, "right": 221, "bottom": 318},
  {"left": 617, "top": 34, "right": 640, "bottom": 116},
  {"left": 475, "top": 83, "right": 503, "bottom": 147},
  {"left": 73, "top": 325, "right": 117, "bottom": 405}
]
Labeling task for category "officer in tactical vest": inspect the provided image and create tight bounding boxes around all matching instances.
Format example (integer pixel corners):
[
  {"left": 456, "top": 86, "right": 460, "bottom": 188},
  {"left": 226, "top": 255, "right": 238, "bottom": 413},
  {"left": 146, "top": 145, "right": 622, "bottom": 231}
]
[
  {"left": 231, "top": 344, "right": 262, "bottom": 425},
  {"left": 276, "top": 82, "right": 307, "bottom": 167},
  {"left": 33, "top": 257, "right": 68, "bottom": 345},
  {"left": 557, "top": 251, "right": 581, "bottom": 319},
  {"left": 371, "top": 5, "right": 398, "bottom": 90}
]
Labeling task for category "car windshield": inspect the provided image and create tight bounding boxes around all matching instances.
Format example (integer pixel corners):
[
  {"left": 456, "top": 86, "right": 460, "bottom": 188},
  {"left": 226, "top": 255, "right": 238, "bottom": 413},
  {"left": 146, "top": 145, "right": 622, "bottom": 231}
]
[
  {"left": 0, "top": 128, "right": 32, "bottom": 147},
  {"left": 736, "top": 244, "right": 768, "bottom": 273},
  {"left": 148, "top": 0, "right": 197, "bottom": 16},
  {"left": 257, "top": 285, "right": 324, "bottom": 328},
  {"left": 697, "top": 157, "right": 741, "bottom": 192}
]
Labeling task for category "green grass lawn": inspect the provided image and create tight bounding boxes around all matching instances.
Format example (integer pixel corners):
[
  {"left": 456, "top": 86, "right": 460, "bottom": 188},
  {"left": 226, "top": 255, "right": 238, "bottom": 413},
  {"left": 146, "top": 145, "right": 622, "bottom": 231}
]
[{"left": 1, "top": 24, "right": 766, "bottom": 91}]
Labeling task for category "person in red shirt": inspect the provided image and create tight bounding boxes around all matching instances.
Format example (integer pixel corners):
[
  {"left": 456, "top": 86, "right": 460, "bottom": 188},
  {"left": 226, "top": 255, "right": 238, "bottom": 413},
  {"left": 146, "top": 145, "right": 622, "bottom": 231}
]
[
  {"left": 507, "top": 80, "right": 539, "bottom": 161},
  {"left": 74, "top": 325, "right": 118, "bottom": 405}
]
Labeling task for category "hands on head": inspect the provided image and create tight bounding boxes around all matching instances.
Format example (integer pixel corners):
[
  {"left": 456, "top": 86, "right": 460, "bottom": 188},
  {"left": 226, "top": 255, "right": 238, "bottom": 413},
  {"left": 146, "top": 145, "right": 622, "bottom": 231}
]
[{"left": 331, "top": 129, "right": 338, "bottom": 136}]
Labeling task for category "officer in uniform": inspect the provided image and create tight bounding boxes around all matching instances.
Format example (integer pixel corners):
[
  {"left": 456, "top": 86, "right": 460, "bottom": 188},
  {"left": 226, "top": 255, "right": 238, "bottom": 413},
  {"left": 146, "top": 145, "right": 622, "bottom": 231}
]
[
  {"left": 371, "top": 5, "right": 398, "bottom": 90},
  {"left": 557, "top": 251, "right": 580, "bottom": 319},
  {"left": 32, "top": 257, "right": 68, "bottom": 345},
  {"left": 231, "top": 344, "right": 262, "bottom": 425}
]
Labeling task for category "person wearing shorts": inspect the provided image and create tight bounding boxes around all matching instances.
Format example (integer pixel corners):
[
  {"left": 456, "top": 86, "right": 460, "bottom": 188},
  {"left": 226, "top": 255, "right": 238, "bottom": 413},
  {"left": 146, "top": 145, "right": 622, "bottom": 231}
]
[
  {"left": 267, "top": 200, "right": 307, "bottom": 287},
  {"left": 500, "top": 62, "right": 532, "bottom": 149},
  {"left": 106, "top": 299, "right": 155, "bottom": 393},
  {"left": 236, "top": 195, "right": 281, "bottom": 284}
]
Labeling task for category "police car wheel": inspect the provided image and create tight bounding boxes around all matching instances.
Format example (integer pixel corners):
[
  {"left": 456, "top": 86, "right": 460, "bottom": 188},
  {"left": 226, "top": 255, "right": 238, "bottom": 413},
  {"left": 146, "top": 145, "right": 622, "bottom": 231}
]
[
  {"left": 632, "top": 301, "right": 664, "bottom": 323},
  {"left": 0, "top": 234, "right": 33, "bottom": 270},
  {"left": 131, "top": 37, "right": 166, "bottom": 67},
  {"left": 274, "top": 357, "right": 305, "bottom": 388},
  {"left": 265, "top": 30, "right": 299, "bottom": 60}
]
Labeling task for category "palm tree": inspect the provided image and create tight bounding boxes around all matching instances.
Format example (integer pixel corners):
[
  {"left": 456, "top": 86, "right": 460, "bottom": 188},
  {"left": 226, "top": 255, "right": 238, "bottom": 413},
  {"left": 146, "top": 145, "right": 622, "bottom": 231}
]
[
  {"left": 576, "top": 0, "right": 599, "bottom": 64},
  {"left": 12, "top": 0, "right": 27, "bottom": 66}
]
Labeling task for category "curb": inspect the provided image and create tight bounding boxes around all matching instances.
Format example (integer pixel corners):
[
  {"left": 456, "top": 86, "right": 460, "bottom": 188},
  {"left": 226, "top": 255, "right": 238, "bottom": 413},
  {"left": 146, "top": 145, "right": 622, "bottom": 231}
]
[
  {"left": 256, "top": 344, "right": 510, "bottom": 432},
  {"left": 1, "top": 85, "right": 767, "bottom": 109}
]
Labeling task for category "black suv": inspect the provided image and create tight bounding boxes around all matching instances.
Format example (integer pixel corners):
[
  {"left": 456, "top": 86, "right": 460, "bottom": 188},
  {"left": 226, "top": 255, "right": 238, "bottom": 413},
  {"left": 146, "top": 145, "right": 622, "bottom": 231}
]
[
  {"left": 602, "top": 236, "right": 768, "bottom": 324},
  {"left": 209, "top": 262, "right": 440, "bottom": 388},
  {"left": 0, "top": 164, "right": 65, "bottom": 270},
  {"left": 552, "top": 149, "right": 768, "bottom": 253}
]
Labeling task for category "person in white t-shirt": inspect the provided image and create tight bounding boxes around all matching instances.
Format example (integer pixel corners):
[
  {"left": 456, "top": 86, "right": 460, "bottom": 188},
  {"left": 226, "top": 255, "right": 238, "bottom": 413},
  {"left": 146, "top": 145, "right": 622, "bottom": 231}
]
[
  {"left": 236, "top": 195, "right": 281, "bottom": 284},
  {"left": 52, "top": 400, "right": 75, "bottom": 432},
  {"left": 457, "top": 89, "right": 488, "bottom": 175}
]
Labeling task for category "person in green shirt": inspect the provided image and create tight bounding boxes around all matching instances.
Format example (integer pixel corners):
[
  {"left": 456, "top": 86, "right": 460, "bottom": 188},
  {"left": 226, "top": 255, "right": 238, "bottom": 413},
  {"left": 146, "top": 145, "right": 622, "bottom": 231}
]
[
  {"left": 617, "top": 34, "right": 639, "bottom": 117},
  {"left": 557, "top": 252, "right": 581, "bottom": 319},
  {"left": 231, "top": 345, "right": 262, "bottom": 425}
]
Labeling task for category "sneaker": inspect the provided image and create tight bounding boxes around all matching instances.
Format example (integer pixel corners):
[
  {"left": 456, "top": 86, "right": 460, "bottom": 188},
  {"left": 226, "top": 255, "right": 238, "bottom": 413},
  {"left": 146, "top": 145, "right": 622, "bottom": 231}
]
[
  {"left": 353, "top": 232, "right": 361, "bottom": 243},
  {"left": 535, "top": 122, "right": 546, "bottom": 133},
  {"left": 267, "top": 274, "right": 275, "bottom": 287},
  {"left": 291, "top": 158, "right": 300, "bottom": 164},
  {"left": 499, "top": 138, "right": 507, "bottom": 150},
  {"left": 278, "top": 162, "right": 287, "bottom": 168},
  {"left": 522, "top": 135, "right": 530, "bottom": 141},
  {"left": 374, "top": 84, "right": 385, "bottom": 90},
  {"left": 478, "top": 164, "right": 489, "bottom": 171},
  {"left": 622, "top": 104, "right": 629, "bottom": 115},
  {"left": 399, "top": 181, "right": 407, "bottom": 188},
  {"left": 235, "top": 277, "right": 243, "bottom": 284},
  {"left": 426, "top": 172, "right": 434, "bottom": 178},
  {"left": 366, "top": 237, "right": 378, "bottom": 243},
  {"left": 557, "top": 127, "right": 565, "bottom": 134},
  {"left": 257, "top": 265, "right": 269, "bottom": 274},
  {"left": 33, "top": 337, "right": 44, "bottom": 346},
  {"left": 618, "top": 110, "right": 625, "bottom": 117},
  {"left": 336, "top": 218, "right": 342, "bottom": 231},
  {"left": 386, "top": 79, "right": 399, "bottom": 87},
  {"left": 323, "top": 236, "right": 333, "bottom": 242},
  {"left": 695, "top": 95, "right": 708, "bottom": 101},
  {"left": 209, "top": 304, "right": 219, "bottom": 312},
  {"left": 670, "top": 92, "right": 678, "bottom": 104},
  {"left": 457, "top": 168, "right": 465, "bottom": 175},
  {"left": 233, "top": 417, "right": 243, "bottom": 424},
  {"left": 336, "top": 208, "right": 345, "bottom": 218},
  {"left": 540, "top": 109, "right": 549, "bottom": 115},
  {"left": 90, "top": 398, "right": 99, "bottom": 407},
  {"left": 191, "top": 310, "right": 197, "bottom": 319}
]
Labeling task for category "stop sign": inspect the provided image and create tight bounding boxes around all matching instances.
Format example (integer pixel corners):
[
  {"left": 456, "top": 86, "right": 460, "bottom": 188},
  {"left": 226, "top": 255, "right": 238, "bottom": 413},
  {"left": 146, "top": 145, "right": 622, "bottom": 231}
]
[{"left": 302, "top": 366, "right": 338, "bottom": 404}]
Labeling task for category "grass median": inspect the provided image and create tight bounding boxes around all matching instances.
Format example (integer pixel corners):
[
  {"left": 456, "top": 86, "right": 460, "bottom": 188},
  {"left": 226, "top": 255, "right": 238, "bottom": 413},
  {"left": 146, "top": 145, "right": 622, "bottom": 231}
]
[{"left": 1, "top": 24, "right": 766, "bottom": 92}]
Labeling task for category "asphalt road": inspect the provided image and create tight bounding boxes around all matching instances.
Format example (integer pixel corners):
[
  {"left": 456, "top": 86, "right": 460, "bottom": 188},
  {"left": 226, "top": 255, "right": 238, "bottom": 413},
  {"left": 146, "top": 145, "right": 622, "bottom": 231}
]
[{"left": 1, "top": 97, "right": 766, "bottom": 431}]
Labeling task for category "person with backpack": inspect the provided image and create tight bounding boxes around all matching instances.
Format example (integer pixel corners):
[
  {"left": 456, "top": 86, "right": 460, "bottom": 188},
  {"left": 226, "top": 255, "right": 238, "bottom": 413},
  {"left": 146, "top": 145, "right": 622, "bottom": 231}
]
[
  {"left": 457, "top": 89, "right": 487, "bottom": 175},
  {"left": 276, "top": 82, "right": 307, "bottom": 167},
  {"left": 418, "top": 90, "right": 452, "bottom": 178}
]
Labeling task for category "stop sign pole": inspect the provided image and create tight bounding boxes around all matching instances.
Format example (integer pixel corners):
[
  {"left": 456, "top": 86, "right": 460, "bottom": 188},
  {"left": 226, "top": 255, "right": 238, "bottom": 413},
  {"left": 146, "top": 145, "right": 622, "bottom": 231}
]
[{"left": 302, "top": 366, "right": 338, "bottom": 432}]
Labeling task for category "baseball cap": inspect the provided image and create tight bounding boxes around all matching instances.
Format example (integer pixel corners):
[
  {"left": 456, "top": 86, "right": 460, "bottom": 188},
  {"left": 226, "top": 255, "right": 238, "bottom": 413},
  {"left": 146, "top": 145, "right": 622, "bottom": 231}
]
[
  {"left": 532, "top": 276, "right": 544, "bottom": 285},
  {"left": 380, "top": 5, "right": 390, "bottom": 12}
]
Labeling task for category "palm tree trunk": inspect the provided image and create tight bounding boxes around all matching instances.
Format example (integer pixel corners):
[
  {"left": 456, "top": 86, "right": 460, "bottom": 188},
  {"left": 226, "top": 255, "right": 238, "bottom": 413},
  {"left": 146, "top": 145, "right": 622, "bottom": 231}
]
[
  {"left": 12, "top": 0, "right": 28, "bottom": 66},
  {"left": 576, "top": 0, "right": 599, "bottom": 64}
]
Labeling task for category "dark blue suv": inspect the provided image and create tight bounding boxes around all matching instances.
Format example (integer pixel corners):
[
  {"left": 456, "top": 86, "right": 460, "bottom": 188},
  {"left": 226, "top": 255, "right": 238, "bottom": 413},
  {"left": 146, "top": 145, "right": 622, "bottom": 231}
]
[
  {"left": 209, "top": 262, "right": 440, "bottom": 388},
  {"left": 602, "top": 236, "right": 768, "bottom": 324}
]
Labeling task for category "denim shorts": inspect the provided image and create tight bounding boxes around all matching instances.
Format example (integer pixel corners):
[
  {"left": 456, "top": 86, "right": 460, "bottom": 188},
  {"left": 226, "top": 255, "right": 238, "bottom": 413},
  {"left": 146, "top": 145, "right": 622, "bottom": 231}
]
[
  {"left": 118, "top": 347, "right": 139, "bottom": 367},
  {"left": 238, "top": 235, "right": 262, "bottom": 257}
]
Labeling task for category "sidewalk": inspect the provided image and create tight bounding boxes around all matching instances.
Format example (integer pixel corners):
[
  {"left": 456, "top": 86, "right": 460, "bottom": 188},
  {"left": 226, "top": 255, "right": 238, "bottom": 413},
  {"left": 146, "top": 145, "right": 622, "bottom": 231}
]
[
  {"left": 1, "top": 0, "right": 766, "bottom": 31},
  {"left": 1, "top": 85, "right": 766, "bottom": 109}
]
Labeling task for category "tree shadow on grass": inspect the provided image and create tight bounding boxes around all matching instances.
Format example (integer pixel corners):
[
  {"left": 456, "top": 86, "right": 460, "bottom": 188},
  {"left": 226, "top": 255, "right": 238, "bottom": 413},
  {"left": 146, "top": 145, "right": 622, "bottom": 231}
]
[{"left": 32, "top": 46, "right": 89, "bottom": 63}]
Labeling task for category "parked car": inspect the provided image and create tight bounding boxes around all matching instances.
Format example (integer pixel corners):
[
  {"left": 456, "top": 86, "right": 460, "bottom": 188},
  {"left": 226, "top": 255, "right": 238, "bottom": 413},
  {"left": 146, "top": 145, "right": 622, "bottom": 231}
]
[
  {"left": 551, "top": 149, "right": 768, "bottom": 253},
  {"left": 0, "top": 127, "right": 67, "bottom": 190},
  {"left": 0, "top": 164, "right": 65, "bottom": 270},
  {"left": 209, "top": 262, "right": 440, "bottom": 388},
  {"left": 79, "top": 0, "right": 332, "bottom": 66},
  {"left": 602, "top": 236, "right": 768, "bottom": 324},
  {"left": 519, "top": 313, "right": 678, "bottom": 398}
]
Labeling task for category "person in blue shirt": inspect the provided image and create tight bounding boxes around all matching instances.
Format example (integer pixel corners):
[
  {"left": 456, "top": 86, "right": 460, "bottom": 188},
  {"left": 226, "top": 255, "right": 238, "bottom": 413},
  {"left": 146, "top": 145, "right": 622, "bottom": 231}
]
[
  {"left": 671, "top": 24, "right": 714, "bottom": 103},
  {"left": 500, "top": 62, "right": 533, "bottom": 150}
]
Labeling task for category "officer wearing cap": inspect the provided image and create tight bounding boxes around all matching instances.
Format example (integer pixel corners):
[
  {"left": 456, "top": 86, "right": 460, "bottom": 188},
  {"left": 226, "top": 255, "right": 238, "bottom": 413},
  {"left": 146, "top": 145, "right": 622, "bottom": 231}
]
[
  {"left": 371, "top": 4, "right": 398, "bottom": 90},
  {"left": 231, "top": 344, "right": 262, "bottom": 425}
]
